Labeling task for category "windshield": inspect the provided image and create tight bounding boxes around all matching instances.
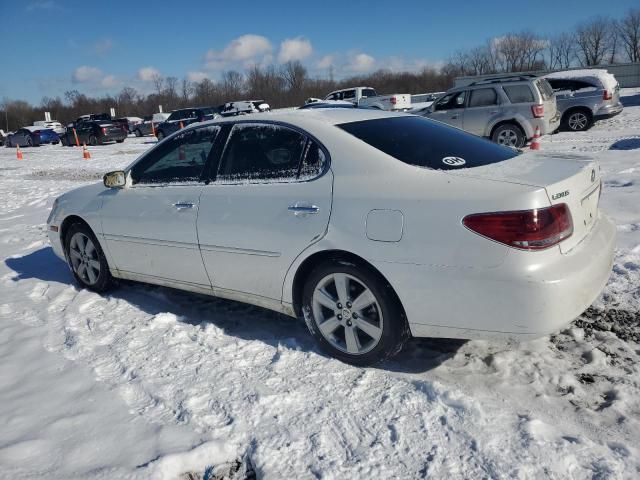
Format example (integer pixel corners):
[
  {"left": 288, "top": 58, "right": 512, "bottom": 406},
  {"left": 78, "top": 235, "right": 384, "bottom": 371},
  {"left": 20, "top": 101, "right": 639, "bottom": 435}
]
[{"left": 338, "top": 116, "right": 519, "bottom": 170}]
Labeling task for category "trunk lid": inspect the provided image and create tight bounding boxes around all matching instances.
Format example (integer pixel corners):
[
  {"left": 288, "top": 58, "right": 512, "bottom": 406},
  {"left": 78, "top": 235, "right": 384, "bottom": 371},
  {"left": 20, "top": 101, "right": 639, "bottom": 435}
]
[{"left": 447, "top": 152, "right": 601, "bottom": 253}]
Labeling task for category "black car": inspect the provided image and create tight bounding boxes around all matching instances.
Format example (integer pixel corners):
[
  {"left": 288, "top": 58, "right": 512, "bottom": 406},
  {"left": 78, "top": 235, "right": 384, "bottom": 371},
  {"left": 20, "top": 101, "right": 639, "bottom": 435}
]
[
  {"left": 155, "top": 107, "right": 220, "bottom": 139},
  {"left": 4, "top": 128, "right": 41, "bottom": 147},
  {"left": 60, "top": 120, "right": 127, "bottom": 146}
]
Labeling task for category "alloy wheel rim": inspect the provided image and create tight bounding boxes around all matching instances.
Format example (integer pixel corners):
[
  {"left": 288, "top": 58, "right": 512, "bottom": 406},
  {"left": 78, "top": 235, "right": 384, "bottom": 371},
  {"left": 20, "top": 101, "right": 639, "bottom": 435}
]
[
  {"left": 568, "top": 113, "right": 587, "bottom": 131},
  {"left": 312, "top": 273, "right": 384, "bottom": 355},
  {"left": 69, "top": 232, "right": 101, "bottom": 285},
  {"left": 497, "top": 129, "right": 518, "bottom": 146}
]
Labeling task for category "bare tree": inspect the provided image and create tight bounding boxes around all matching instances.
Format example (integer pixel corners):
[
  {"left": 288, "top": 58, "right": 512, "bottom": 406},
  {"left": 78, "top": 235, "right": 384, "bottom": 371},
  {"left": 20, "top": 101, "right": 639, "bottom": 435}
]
[
  {"left": 151, "top": 73, "right": 164, "bottom": 96},
  {"left": 548, "top": 33, "right": 576, "bottom": 69},
  {"left": 493, "top": 31, "right": 546, "bottom": 72},
  {"left": 281, "top": 61, "right": 308, "bottom": 92},
  {"left": 181, "top": 78, "right": 193, "bottom": 103},
  {"left": 617, "top": 8, "right": 640, "bottom": 62},
  {"left": 221, "top": 71, "right": 244, "bottom": 98},
  {"left": 575, "top": 17, "right": 614, "bottom": 66}
]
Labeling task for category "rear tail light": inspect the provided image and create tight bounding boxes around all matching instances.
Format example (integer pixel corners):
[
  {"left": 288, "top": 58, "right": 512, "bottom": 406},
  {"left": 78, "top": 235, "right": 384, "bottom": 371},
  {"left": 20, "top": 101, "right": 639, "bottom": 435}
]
[
  {"left": 462, "top": 204, "right": 573, "bottom": 251},
  {"left": 531, "top": 104, "right": 544, "bottom": 118},
  {"left": 102, "top": 127, "right": 107, "bottom": 135},
  {"left": 390, "top": 96, "right": 397, "bottom": 105},
  {"left": 603, "top": 90, "right": 612, "bottom": 100}
]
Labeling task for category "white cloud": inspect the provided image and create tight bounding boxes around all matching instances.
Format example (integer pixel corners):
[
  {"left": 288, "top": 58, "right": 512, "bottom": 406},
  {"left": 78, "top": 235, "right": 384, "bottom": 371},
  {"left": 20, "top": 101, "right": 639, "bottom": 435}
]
[
  {"left": 93, "top": 38, "right": 113, "bottom": 55},
  {"left": 138, "top": 66, "right": 161, "bottom": 82},
  {"left": 205, "top": 34, "right": 273, "bottom": 70},
  {"left": 101, "top": 75, "right": 119, "bottom": 88},
  {"left": 346, "top": 53, "right": 376, "bottom": 73},
  {"left": 278, "top": 37, "right": 313, "bottom": 63},
  {"left": 72, "top": 66, "right": 103, "bottom": 83},
  {"left": 316, "top": 55, "right": 335, "bottom": 69},
  {"left": 26, "top": 0, "right": 55, "bottom": 11},
  {"left": 187, "top": 71, "right": 209, "bottom": 83}
]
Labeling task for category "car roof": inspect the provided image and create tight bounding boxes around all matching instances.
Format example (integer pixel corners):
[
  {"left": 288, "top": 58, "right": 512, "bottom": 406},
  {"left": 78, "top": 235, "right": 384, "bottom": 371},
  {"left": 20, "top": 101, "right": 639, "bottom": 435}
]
[{"left": 197, "top": 108, "right": 406, "bottom": 129}]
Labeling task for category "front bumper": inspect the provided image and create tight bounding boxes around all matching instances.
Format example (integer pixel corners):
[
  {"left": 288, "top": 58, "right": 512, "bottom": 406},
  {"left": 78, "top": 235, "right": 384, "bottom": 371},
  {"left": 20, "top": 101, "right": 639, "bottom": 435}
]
[
  {"left": 48, "top": 227, "right": 66, "bottom": 261},
  {"left": 375, "top": 213, "right": 616, "bottom": 340}
]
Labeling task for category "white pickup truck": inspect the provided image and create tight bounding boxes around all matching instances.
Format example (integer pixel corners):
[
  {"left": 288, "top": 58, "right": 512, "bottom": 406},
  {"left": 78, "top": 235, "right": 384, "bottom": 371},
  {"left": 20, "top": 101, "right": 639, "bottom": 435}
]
[{"left": 324, "top": 86, "right": 411, "bottom": 111}]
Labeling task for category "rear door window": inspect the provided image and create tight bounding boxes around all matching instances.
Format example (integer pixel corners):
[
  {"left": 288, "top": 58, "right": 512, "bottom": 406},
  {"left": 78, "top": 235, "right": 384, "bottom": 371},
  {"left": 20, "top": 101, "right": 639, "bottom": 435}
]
[
  {"left": 342, "top": 90, "right": 356, "bottom": 100},
  {"left": 338, "top": 116, "right": 518, "bottom": 170},
  {"left": 361, "top": 88, "right": 377, "bottom": 98},
  {"left": 217, "top": 123, "right": 308, "bottom": 182},
  {"left": 502, "top": 84, "right": 535, "bottom": 103},
  {"left": 468, "top": 88, "right": 498, "bottom": 107}
]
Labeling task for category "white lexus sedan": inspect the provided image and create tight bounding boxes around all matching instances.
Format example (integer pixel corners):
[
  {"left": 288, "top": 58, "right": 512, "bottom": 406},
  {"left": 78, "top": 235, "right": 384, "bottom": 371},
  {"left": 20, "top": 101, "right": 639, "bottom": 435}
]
[{"left": 47, "top": 109, "right": 616, "bottom": 365}]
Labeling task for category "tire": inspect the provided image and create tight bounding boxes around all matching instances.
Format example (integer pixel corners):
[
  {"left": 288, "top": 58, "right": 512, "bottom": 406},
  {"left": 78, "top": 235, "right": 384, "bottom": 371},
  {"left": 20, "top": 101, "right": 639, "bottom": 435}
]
[
  {"left": 64, "top": 223, "right": 113, "bottom": 292},
  {"left": 302, "top": 260, "right": 409, "bottom": 366},
  {"left": 26, "top": 137, "right": 33, "bottom": 147},
  {"left": 491, "top": 123, "right": 525, "bottom": 148},
  {"left": 563, "top": 109, "right": 593, "bottom": 132},
  {"left": 5, "top": 139, "right": 11, "bottom": 148},
  {"left": 116, "top": 139, "right": 125, "bottom": 143},
  {"left": 134, "top": 129, "right": 142, "bottom": 137},
  {"left": 89, "top": 135, "right": 98, "bottom": 146},
  {"left": 156, "top": 130, "right": 164, "bottom": 140}
]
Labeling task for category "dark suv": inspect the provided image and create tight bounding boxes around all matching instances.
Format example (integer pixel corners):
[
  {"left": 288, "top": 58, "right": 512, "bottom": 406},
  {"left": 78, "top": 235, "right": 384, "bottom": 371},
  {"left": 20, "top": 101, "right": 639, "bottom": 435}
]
[
  {"left": 155, "top": 107, "right": 221, "bottom": 139},
  {"left": 60, "top": 120, "right": 127, "bottom": 146}
]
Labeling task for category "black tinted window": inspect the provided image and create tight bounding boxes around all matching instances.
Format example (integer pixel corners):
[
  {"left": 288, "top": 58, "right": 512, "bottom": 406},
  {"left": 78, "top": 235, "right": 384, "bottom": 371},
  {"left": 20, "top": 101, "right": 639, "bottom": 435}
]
[
  {"left": 469, "top": 88, "right": 498, "bottom": 107},
  {"left": 132, "top": 126, "right": 220, "bottom": 184},
  {"left": 361, "top": 89, "right": 376, "bottom": 98},
  {"left": 167, "top": 111, "right": 181, "bottom": 121},
  {"left": 218, "top": 124, "right": 307, "bottom": 182},
  {"left": 342, "top": 90, "right": 356, "bottom": 100},
  {"left": 338, "top": 116, "right": 518, "bottom": 170}
]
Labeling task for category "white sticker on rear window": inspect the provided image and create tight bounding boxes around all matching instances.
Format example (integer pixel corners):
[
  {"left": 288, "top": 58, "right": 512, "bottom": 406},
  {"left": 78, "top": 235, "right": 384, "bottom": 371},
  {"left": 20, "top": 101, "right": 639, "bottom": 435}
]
[{"left": 442, "top": 156, "right": 466, "bottom": 167}]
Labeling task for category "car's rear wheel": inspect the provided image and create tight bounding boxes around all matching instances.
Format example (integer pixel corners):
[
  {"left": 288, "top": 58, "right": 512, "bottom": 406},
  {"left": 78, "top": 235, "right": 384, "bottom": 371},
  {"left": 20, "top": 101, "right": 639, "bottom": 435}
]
[
  {"left": 5, "top": 138, "right": 11, "bottom": 148},
  {"left": 492, "top": 123, "right": 525, "bottom": 148},
  {"left": 135, "top": 129, "right": 142, "bottom": 137},
  {"left": 65, "top": 223, "right": 113, "bottom": 292},
  {"left": 116, "top": 139, "right": 124, "bottom": 143},
  {"left": 302, "top": 260, "right": 408, "bottom": 366},
  {"left": 89, "top": 135, "right": 98, "bottom": 146},
  {"left": 26, "top": 137, "right": 33, "bottom": 147},
  {"left": 564, "top": 109, "right": 593, "bottom": 132}
]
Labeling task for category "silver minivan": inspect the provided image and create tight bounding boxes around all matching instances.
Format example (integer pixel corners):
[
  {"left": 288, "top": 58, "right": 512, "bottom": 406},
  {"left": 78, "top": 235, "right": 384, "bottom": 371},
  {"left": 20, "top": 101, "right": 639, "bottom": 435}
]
[{"left": 422, "top": 76, "right": 560, "bottom": 148}]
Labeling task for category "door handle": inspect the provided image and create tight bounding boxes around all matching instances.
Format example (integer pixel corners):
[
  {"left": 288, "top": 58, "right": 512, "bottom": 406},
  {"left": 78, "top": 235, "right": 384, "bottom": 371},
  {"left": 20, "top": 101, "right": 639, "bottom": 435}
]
[
  {"left": 288, "top": 204, "right": 320, "bottom": 215},
  {"left": 173, "top": 202, "right": 195, "bottom": 210}
]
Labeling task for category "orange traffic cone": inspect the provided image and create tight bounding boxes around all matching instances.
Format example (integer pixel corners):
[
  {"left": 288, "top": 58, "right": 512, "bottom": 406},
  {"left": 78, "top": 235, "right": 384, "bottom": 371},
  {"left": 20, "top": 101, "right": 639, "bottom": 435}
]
[
  {"left": 530, "top": 126, "right": 541, "bottom": 151},
  {"left": 16, "top": 145, "right": 23, "bottom": 160},
  {"left": 151, "top": 122, "right": 156, "bottom": 137},
  {"left": 82, "top": 143, "right": 91, "bottom": 160}
]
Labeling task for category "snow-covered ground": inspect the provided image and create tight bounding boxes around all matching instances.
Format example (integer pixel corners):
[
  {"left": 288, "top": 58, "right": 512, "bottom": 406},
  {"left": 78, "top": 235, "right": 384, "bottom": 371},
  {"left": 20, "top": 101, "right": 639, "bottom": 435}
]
[{"left": 1, "top": 91, "right": 639, "bottom": 479}]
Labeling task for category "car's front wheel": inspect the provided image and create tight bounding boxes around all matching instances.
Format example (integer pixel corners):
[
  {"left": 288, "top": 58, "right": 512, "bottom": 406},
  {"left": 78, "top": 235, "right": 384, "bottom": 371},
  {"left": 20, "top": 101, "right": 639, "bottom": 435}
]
[
  {"left": 302, "top": 260, "right": 408, "bottom": 366},
  {"left": 134, "top": 129, "right": 142, "bottom": 137},
  {"left": 65, "top": 223, "right": 113, "bottom": 292},
  {"left": 88, "top": 135, "right": 98, "bottom": 146},
  {"left": 492, "top": 123, "right": 525, "bottom": 148}
]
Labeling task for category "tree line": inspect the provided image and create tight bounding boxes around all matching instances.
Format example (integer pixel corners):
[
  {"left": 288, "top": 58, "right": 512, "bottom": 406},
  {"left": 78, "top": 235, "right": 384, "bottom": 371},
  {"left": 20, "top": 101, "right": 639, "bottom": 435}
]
[{"left": 1, "top": 8, "right": 638, "bottom": 131}]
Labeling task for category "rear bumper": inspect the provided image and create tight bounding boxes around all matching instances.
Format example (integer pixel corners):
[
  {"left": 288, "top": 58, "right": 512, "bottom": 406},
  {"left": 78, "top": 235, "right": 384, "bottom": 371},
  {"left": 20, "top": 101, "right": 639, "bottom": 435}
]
[
  {"left": 529, "top": 113, "right": 560, "bottom": 138},
  {"left": 594, "top": 102, "right": 623, "bottom": 119},
  {"left": 376, "top": 213, "right": 616, "bottom": 340}
]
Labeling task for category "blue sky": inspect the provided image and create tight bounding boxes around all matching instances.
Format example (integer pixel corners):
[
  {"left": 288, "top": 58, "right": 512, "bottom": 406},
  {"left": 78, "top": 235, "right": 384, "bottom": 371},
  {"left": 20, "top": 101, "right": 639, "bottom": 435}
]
[{"left": 0, "top": 0, "right": 637, "bottom": 103}]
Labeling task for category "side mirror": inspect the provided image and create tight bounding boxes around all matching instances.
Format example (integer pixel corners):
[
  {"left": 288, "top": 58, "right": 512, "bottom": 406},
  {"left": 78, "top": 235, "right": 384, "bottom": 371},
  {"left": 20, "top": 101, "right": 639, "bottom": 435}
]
[{"left": 103, "top": 170, "right": 126, "bottom": 188}]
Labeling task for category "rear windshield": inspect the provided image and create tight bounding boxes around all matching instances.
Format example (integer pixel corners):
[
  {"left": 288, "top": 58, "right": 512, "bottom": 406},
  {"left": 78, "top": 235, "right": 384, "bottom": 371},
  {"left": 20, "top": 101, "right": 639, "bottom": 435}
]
[{"left": 338, "top": 116, "right": 518, "bottom": 170}]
